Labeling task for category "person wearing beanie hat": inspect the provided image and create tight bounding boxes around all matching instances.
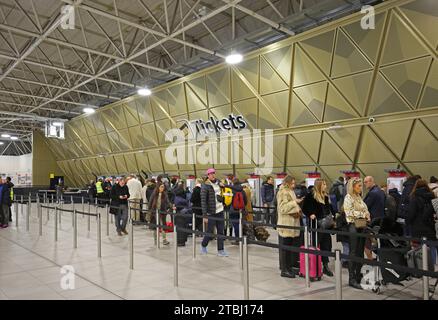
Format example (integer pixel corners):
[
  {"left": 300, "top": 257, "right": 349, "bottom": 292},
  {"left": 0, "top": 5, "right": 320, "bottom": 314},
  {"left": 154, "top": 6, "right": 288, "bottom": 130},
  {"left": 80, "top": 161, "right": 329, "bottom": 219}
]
[{"left": 200, "top": 168, "right": 229, "bottom": 257}]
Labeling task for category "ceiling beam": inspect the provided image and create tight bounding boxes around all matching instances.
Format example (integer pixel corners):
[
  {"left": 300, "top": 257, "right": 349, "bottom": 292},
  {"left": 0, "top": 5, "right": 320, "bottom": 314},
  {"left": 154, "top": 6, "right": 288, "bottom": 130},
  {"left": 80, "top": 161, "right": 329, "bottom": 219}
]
[
  {"left": 0, "top": 101, "right": 80, "bottom": 115},
  {"left": 0, "top": 89, "right": 91, "bottom": 107}
]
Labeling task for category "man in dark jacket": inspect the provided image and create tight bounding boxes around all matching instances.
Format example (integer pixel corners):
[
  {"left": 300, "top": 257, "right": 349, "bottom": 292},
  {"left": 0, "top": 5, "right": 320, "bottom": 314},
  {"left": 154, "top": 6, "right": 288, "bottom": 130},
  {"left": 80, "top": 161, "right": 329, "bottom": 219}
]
[
  {"left": 364, "top": 176, "right": 386, "bottom": 220},
  {"left": 399, "top": 175, "right": 421, "bottom": 236},
  {"left": 6, "top": 177, "right": 14, "bottom": 222},
  {"left": 200, "top": 168, "right": 228, "bottom": 257},
  {"left": 261, "top": 176, "right": 275, "bottom": 225},
  {"left": 228, "top": 179, "right": 248, "bottom": 245},
  {"left": 110, "top": 177, "right": 130, "bottom": 236},
  {"left": 190, "top": 179, "right": 203, "bottom": 232},
  {"left": 0, "top": 178, "right": 11, "bottom": 228}
]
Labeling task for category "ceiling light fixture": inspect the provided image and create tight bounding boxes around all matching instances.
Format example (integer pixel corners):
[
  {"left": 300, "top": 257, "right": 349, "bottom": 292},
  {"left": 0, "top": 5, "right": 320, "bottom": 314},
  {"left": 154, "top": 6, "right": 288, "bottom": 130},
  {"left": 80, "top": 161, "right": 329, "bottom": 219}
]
[
  {"left": 327, "top": 123, "right": 342, "bottom": 130},
  {"left": 225, "top": 53, "right": 243, "bottom": 65},
  {"left": 0, "top": 142, "right": 4, "bottom": 145},
  {"left": 83, "top": 107, "right": 95, "bottom": 114},
  {"left": 10, "top": 136, "right": 18, "bottom": 140},
  {"left": 138, "top": 88, "right": 152, "bottom": 96},
  {"left": 52, "top": 122, "right": 64, "bottom": 127},
  {"left": 1, "top": 134, "right": 11, "bottom": 138}
]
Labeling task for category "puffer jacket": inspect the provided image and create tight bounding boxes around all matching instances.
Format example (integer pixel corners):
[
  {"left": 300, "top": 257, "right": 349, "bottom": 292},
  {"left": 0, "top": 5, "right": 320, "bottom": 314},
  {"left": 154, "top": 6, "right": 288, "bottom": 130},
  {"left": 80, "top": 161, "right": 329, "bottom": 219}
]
[
  {"left": 201, "top": 179, "right": 223, "bottom": 215},
  {"left": 276, "top": 184, "right": 301, "bottom": 238},
  {"left": 261, "top": 182, "right": 275, "bottom": 203}
]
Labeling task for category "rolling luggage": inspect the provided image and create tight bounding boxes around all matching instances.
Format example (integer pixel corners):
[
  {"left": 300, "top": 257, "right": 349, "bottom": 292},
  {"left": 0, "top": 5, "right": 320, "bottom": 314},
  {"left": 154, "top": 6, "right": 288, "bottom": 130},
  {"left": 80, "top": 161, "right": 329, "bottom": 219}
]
[
  {"left": 406, "top": 245, "right": 434, "bottom": 278},
  {"left": 299, "top": 219, "right": 322, "bottom": 281},
  {"left": 378, "top": 247, "right": 409, "bottom": 285},
  {"left": 360, "top": 264, "right": 384, "bottom": 294}
]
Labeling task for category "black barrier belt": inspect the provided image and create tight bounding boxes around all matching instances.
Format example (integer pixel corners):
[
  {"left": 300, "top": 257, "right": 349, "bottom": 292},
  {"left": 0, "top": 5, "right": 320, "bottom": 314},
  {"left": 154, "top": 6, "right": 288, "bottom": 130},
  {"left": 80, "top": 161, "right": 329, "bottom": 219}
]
[
  {"left": 242, "top": 219, "right": 303, "bottom": 231},
  {"left": 74, "top": 210, "right": 99, "bottom": 217},
  {"left": 56, "top": 207, "right": 75, "bottom": 213},
  {"left": 176, "top": 226, "right": 241, "bottom": 242}
]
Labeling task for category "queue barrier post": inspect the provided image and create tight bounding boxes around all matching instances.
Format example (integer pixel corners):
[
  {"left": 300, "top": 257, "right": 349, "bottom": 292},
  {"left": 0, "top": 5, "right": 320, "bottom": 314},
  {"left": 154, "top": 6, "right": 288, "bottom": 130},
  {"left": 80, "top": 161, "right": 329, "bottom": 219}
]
[
  {"left": 192, "top": 211, "right": 196, "bottom": 259},
  {"left": 156, "top": 209, "right": 160, "bottom": 249},
  {"left": 59, "top": 201, "right": 62, "bottom": 228},
  {"left": 335, "top": 250, "right": 342, "bottom": 300},
  {"left": 26, "top": 198, "right": 30, "bottom": 231},
  {"left": 239, "top": 210, "right": 243, "bottom": 270},
  {"left": 82, "top": 197, "right": 85, "bottom": 219},
  {"left": 38, "top": 202, "right": 42, "bottom": 236},
  {"left": 106, "top": 204, "right": 109, "bottom": 236},
  {"left": 243, "top": 236, "right": 249, "bottom": 300},
  {"left": 97, "top": 213, "right": 102, "bottom": 258},
  {"left": 129, "top": 217, "right": 134, "bottom": 270},
  {"left": 20, "top": 195, "right": 24, "bottom": 216},
  {"left": 174, "top": 223, "right": 179, "bottom": 287},
  {"left": 422, "top": 238, "right": 429, "bottom": 300},
  {"left": 54, "top": 206, "right": 58, "bottom": 242},
  {"left": 304, "top": 225, "right": 310, "bottom": 288},
  {"left": 87, "top": 202, "right": 91, "bottom": 232},
  {"left": 73, "top": 209, "right": 78, "bottom": 249},
  {"left": 14, "top": 195, "right": 18, "bottom": 228}
]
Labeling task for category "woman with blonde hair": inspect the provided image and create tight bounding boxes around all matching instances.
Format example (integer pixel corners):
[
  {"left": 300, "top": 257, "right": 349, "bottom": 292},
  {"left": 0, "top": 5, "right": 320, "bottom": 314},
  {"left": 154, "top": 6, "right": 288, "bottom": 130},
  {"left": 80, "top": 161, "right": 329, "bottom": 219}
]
[
  {"left": 302, "top": 178, "right": 336, "bottom": 276},
  {"left": 277, "top": 175, "right": 304, "bottom": 278},
  {"left": 343, "top": 177, "right": 371, "bottom": 289}
]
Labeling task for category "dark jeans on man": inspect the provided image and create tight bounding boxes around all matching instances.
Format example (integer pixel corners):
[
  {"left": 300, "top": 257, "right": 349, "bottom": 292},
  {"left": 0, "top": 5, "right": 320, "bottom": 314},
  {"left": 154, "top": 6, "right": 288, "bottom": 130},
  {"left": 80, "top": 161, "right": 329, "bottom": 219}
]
[
  {"left": 229, "top": 211, "right": 240, "bottom": 238},
  {"left": 115, "top": 204, "right": 129, "bottom": 232},
  {"left": 279, "top": 236, "right": 301, "bottom": 272},
  {"left": 348, "top": 223, "right": 366, "bottom": 282},
  {"left": 0, "top": 204, "right": 9, "bottom": 225},
  {"left": 202, "top": 211, "right": 225, "bottom": 251},
  {"left": 264, "top": 202, "right": 275, "bottom": 225}
]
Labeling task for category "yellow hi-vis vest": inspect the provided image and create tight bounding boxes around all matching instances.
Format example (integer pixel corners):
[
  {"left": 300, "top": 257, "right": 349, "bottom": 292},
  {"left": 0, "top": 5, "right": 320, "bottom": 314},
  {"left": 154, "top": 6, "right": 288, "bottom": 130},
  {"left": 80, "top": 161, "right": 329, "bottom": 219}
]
[
  {"left": 10, "top": 187, "right": 13, "bottom": 200},
  {"left": 96, "top": 181, "right": 104, "bottom": 194}
]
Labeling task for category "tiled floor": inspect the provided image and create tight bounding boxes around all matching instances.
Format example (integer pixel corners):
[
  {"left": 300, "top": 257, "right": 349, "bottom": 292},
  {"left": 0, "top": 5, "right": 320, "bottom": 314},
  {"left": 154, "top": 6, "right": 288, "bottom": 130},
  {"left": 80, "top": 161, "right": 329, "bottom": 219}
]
[{"left": 0, "top": 202, "right": 433, "bottom": 300}]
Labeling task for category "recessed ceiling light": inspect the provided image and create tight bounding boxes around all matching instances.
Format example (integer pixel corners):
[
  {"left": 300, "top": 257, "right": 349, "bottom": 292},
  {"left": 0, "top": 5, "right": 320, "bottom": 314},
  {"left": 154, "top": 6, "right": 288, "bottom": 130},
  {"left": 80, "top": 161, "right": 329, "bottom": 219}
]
[
  {"left": 225, "top": 53, "right": 243, "bottom": 64},
  {"left": 138, "top": 88, "right": 152, "bottom": 96},
  {"left": 10, "top": 136, "right": 18, "bottom": 140},
  {"left": 1, "top": 134, "right": 10, "bottom": 138},
  {"left": 83, "top": 107, "right": 95, "bottom": 114},
  {"left": 0, "top": 142, "right": 4, "bottom": 145}
]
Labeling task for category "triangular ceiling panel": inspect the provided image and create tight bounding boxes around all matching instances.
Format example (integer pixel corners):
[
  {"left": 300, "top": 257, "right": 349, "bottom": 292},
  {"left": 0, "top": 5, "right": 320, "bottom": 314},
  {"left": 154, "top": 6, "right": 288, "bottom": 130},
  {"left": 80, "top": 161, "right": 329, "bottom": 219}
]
[
  {"left": 289, "top": 93, "right": 320, "bottom": 126},
  {"left": 368, "top": 74, "right": 411, "bottom": 116},
  {"left": 141, "top": 123, "right": 158, "bottom": 146},
  {"left": 123, "top": 103, "right": 140, "bottom": 127},
  {"left": 113, "top": 154, "right": 128, "bottom": 173},
  {"left": 300, "top": 30, "right": 335, "bottom": 76},
  {"left": 263, "top": 90, "right": 289, "bottom": 128},
  {"left": 135, "top": 153, "right": 151, "bottom": 173},
  {"left": 357, "top": 127, "right": 397, "bottom": 163},
  {"left": 258, "top": 99, "right": 285, "bottom": 129},
  {"left": 96, "top": 157, "right": 109, "bottom": 174},
  {"left": 404, "top": 121, "right": 438, "bottom": 162},
  {"left": 342, "top": 13, "right": 385, "bottom": 64},
  {"left": 263, "top": 45, "right": 292, "bottom": 85},
  {"left": 167, "top": 84, "right": 187, "bottom": 116},
  {"left": 83, "top": 117, "right": 96, "bottom": 136},
  {"left": 382, "top": 13, "right": 429, "bottom": 65},
  {"left": 233, "top": 98, "right": 258, "bottom": 129},
  {"left": 186, "top": 79, "right": 208, "bottom": 113},
  {"left": 293, "top": 46, "right": 326, "bottom": 87},
  {"left": 290, "top": 131, "right": 322, "bottom": 161},
  {"left": 319, "top": 132, "right": 352, "bottom": 165},
  {"left": 400, "top": 0, "right": 438, "bottom": 53},
  {"left": 260, "top": 56, "right": 289, "bottom": 95},
  {"left": 206, "top": 68, "right": 230, "bottom": 107},
  {"left": 405, "top": 162, "right": 438, "bottom": 181},
  {"left": 372, "top": 119, "right": 413, "bottom": 159},
  {"left": 231, "top": 67, "right": 256, "bottom": 101},
  {"left": 136, "top": 97, "right": 154, "bottom": 123},
  {"left": 419, "top": 59, "right": 438, "bottom": 109},
  {"left": 148, "top": 151, "right": 163, "bottom": 172},
  {"left": 380, "top": 56, "right": 431, "bottom": 107},
  {"left": 294, "top": 82, "right": 327, "bottom": 122},
  {"left": 150, "top": 91, "right": 170, "bottom": 120},
  {"left": 155, "top": 119, "right": 172, "bottom": 145},
  {"left": 421, "top": 116, "right": 438, "bottom": 138},
  {"left": 333, "top": 71, "right": 372, "bottom": 115},
  {"left": 235, "top": 57, "right": 259, "bottom": 92},
  {"left": 324, "top": 84, "right": 359, "bottom": 121},
  {"left": 356, "top": 163, "right": 399, "bottom": 184},
  {"left": 123, "top": 153, "right": 138, "bottom": 173},
  {"left": 320, "top": 165, "right": 356, "bottom": 183},
  {"left": 332, "top": 29, "right": 373, "bottom": 77},
  {"left": 129, "top": 126, "right": 146, "bottom": 149}
]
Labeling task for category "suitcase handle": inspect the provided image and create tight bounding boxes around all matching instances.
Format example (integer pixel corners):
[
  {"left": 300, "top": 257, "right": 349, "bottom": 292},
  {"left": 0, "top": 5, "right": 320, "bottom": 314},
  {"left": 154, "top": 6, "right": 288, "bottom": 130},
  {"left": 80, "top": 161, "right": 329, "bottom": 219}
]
[{"left": 309, "top": 217, "right": 318, "bottom": 247}]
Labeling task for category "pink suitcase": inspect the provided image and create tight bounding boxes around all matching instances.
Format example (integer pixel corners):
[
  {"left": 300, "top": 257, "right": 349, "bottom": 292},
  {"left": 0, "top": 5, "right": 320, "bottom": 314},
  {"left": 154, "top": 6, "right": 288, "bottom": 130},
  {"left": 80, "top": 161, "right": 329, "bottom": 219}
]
[{"left": 299, "top": 219, "right": 322, "bottom": 281}]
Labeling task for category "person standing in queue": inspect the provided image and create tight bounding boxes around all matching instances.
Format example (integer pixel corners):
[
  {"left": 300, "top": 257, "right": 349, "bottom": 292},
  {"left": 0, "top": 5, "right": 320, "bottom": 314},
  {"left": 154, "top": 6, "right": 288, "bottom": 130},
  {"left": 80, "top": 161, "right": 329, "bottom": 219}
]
[
  {"left": 190, "top": 178, "right": 204, "bottom": 234},
  {"left": 302, "top": 178, "right": 335, "bottom": 277},
  {"left": 261, "top": 176, "right": 275, "bottom": 225},
  {"left": 149, "top": 183, "right": 175, "bottom": 246},
  {"left": 111, "top": 177, "right": 130, "bottom": 236},
  {"left": 343, "top": 178, "right": 371, "bottom": 289},
  {"left": 6, "top": 177, "right": 13, "bottom": 222},
  {"left": 95, "top": 178, "right": 104, "bottom": 206},
  {"left": 200, "top": 168, "right": 228, "bottom": 257},
  {"left": 276, "top": 175, "right": 304, "bottom": 278}
]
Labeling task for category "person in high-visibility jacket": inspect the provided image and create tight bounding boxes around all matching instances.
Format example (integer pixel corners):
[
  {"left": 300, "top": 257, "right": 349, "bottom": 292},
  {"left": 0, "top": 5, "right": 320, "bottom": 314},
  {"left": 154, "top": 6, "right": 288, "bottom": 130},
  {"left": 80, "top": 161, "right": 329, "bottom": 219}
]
[
  {"left": 96, "top": 178, "right": 104, "bottom": 206},
  {"left": 6, "top": 177, "right": 13, "bottom": 222}
]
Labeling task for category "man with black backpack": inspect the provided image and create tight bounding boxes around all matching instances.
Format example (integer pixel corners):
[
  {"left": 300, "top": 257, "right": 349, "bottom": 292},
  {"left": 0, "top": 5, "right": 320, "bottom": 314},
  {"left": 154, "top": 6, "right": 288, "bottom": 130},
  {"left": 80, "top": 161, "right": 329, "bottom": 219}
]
[
  {"left": 329, "top": 177, "right": 345, "bottom": 212},
  {"left": 261, "top": 176, "right": 275, "bottom": 224},
  {"left": 227, "top": 178, "right": 248, "bottom": 245}
]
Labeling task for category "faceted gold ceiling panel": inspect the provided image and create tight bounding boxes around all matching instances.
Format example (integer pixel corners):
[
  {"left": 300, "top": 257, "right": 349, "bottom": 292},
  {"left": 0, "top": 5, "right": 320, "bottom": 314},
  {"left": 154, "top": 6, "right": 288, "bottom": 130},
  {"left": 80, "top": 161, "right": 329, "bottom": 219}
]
[{"left": 47, "top": 0, "right": 438, "bottom": 186}]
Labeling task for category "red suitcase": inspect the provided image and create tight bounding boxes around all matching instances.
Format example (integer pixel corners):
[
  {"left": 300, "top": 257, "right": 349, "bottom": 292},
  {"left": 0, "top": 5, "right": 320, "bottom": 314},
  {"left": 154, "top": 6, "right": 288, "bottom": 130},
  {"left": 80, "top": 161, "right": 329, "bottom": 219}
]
[{"left": 299, "top": 219, "right": 322, "bottom": 281}]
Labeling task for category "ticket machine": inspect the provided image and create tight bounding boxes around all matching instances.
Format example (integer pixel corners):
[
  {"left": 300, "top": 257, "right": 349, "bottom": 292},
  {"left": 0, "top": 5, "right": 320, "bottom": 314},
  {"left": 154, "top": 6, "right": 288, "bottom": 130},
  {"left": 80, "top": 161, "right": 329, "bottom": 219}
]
[
  {"left": 186, "top": 174, "right": 196, "bottom": 192},
  {"left": 385, "top": 169, "right": 407, "bottom": 193},
  {"left": 304, "top": 171, "right": 321, "bottom": 188},
  {"left": 274, "top": 172, "right": 287, "bottom": 190},
  {"left": 341, "top": 170, "right": 361, "bottom": 193},
  {"left": 247, "top": 173, "right": 262, "bottom": 207}
]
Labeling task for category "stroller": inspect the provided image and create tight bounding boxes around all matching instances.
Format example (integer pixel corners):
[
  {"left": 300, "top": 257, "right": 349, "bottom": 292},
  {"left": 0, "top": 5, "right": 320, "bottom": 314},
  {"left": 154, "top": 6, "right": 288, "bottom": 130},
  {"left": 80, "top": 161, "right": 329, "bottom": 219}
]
[{"left": 360, "top": 217, "right": 410, "bottom": 293}]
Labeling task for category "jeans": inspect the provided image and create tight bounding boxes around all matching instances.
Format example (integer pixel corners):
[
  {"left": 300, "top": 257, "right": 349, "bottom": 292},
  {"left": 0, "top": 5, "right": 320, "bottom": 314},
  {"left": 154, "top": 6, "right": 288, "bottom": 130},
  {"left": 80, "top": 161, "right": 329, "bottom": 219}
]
[
  {"left": 115, "top": 204, "right": 128, "bottom": 232},
  {"left": 0, "top": 204, "right": 9, "bottom": 225},
  {"left": 279, "top": 236, "right": 300, "bottom": 272},
  {"left": 342, "top": 242, "right": 350, "bottom": 263},
  {"left": 130, "top": 200, "right": 141, "bottom": 221},
  {"left": 202, "top": 211, "right": 225, "bottom": 251},
  {"left": 229, "top": 211, "right": 240, "bottom": 238},
  {"left": 348, "top": 223, "right": 366, "bottom": 282},
  {"left": 264, "top": 202, "right": 275, "bottom": 224}
]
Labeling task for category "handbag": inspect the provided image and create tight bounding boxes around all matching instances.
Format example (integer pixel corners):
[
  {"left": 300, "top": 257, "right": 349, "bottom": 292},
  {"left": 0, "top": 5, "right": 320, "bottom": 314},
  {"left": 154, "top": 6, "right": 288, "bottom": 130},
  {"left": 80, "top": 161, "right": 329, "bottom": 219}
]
[
  {"left": 432, "top": 198, "right": 438, "bottom": 215},
  {"left": 353, "top": 218, "right": 367, "bottom": 229},
  {"left": 318, "top": 215, "right": 335, "bottom": 229}
]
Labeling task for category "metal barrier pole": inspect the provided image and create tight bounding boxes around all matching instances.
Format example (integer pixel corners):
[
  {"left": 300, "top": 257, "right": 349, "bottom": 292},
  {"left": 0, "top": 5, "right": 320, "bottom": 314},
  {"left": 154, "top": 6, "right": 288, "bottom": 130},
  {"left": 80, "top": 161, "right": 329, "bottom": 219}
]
[
  {"left": 14, "top": 196, "right": 18, "bottom": 227},
  {"left": 28, "top": 193, "right": 31, "bottom": 217},
  {"left": 97, "top": 213, "right": 102, "bottom": 258},
  {"left": 304, "top": 225, "right": 310, "bottom": 288},
  {"left": 73, "top": 210, "right": 77, "bottom": 249},
  {"left": 51, "top": 194, "right": 54, "bottom": 204},
  {"left": 87, "top": 202, "right": 91, "bottom": 232},
  {"left": 129, "top": 217, "right": 134, "bottom": 269},
  {"left": 47, "top": 204, "right": 50, "bottom": 221},
  {"left": 243, "top": 236, "right": 249, "bottom": 300},
  {"left": 26, "top": 199, "right": 30, "bottom": 231},
  {"left": 174, "top": 224, "right": 179, "bottom": 287},
  {"left": 239, "top": 210, "right": 243, "bottom": 270},
  {"left": 335, "top": 250, "right": 342, "bottom": 300},
  {"left": 422, "top": 238, "right": 429, "bottom": 300},
  {"left": 156, "top": 209, "right": 160, "bottom": 249},
  {"left": 54, "top": 207, "right": 58, "bottom": 242},
  {"left": 20, "top": 195, "right": 23, "bottom": 216},
  {"left": 82, "top": 197, "right": 85, "bottom": 219},
  {"left": 192, "top": 211, "right": 196, "bottom": 259},
  {"left": 38, "top": 203, "right": 42, "bottom": 236},
  {"left": 106, "top": 204, "right": 109, "bottom": 236},
  {"left": 59, "top": 202, "right": 62, "bottom": 228}
]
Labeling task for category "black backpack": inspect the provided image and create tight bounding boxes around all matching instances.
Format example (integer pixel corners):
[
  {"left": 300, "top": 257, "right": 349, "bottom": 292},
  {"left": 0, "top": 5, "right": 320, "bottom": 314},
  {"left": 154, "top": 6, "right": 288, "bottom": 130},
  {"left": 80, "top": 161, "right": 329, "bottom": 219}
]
[{"left": 329, "top": 183, "right": 342, "bottom": 201}]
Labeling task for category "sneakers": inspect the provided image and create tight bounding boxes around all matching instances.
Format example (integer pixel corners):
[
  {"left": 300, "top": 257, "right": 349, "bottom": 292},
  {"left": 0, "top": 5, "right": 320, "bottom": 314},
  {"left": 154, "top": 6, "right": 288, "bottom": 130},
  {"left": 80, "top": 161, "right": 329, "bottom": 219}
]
[
  {"left": 163, "top": 239, "right": 170, "bottom": 245},
  {"left": 200, "top": 246, "right": 208, "bottom": 255},
  {"left": 0, "top": 224, "right": 7, "bottom": 229},
  {"left": 117, "top": 230, "right": 123, "bottom": 236},
  {"left": 217, "top": 250, "right": 229, "bottom": 257},
  {"left": 323, "top": 264, "right": 334, "bottom": 277},
  {"left": 122, "top": 229, "right": 128, "bottom": 235},
  {"left": 281, "top": 271, "right": 296, "bottom": 278}
]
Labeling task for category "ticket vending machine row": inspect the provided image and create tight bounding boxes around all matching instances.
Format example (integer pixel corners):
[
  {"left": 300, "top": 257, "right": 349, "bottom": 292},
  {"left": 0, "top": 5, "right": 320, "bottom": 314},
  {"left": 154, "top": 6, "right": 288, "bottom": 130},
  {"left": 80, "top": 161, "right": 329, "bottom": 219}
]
[
  {"left": 385, "top": 169, "right": 407, "bottom": 193},
  {"left": 247, "top": 173, "right": 262, "bottom": 208}
]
